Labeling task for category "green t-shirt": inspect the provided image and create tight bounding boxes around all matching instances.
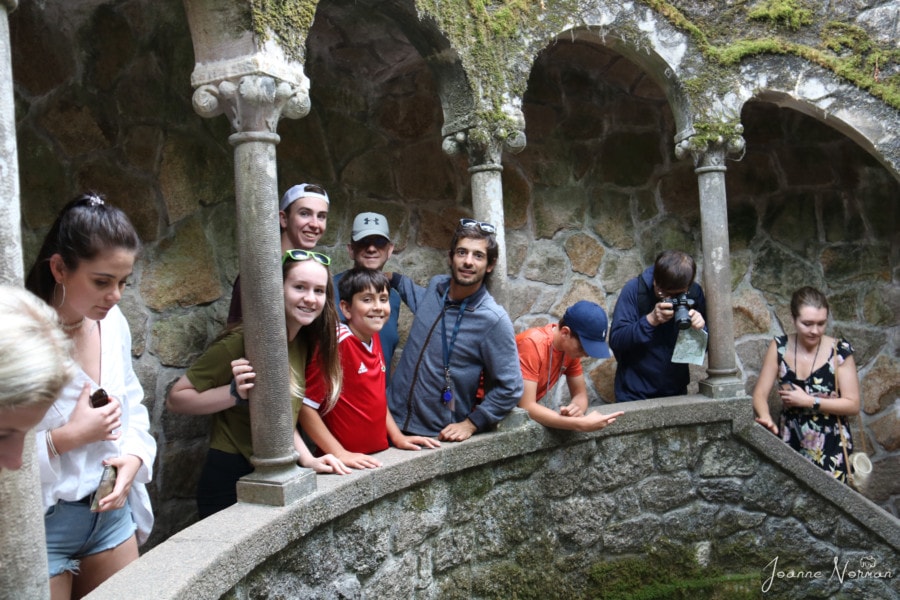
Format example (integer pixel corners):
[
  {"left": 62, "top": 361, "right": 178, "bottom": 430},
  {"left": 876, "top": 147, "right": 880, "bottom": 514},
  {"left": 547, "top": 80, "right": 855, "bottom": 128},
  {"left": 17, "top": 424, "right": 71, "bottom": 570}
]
[{"left": 185, "top": 330, "right": 308, "bottom": 460}]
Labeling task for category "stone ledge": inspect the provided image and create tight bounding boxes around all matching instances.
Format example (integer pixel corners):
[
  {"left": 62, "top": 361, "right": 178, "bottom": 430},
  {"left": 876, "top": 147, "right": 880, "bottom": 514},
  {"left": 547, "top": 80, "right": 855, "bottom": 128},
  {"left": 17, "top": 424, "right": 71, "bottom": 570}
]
[
  {"left": 87, "top": 395, "right": 900, "bottom": 599},
  {"left": 736, "top": 418, "right": 900, "bottom": 549}
]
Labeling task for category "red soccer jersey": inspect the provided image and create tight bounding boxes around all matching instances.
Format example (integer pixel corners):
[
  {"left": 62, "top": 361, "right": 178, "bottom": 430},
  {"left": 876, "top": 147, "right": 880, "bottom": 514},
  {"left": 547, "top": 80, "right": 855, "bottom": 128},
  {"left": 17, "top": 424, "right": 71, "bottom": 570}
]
[{"left": 304, "top": 324, "right": 389, "bottom": 454}]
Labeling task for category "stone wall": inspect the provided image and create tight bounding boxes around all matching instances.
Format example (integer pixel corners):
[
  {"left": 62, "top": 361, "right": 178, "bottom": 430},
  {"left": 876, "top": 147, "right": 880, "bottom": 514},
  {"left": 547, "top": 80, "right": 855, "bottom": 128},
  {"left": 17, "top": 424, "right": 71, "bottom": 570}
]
[
  {"left": 7, "top": 0, "right": 900, "bottom": 549},
  {"left": 88, "top": 399, "right": 900, "bottom": 600}
]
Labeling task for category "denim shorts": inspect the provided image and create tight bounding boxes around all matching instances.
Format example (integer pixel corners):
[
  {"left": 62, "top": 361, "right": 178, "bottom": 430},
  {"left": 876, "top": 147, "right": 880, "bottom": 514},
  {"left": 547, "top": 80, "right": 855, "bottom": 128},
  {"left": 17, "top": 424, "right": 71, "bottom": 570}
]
[{"left": 44, "top": 497, "right": 136, "bottom": 577}]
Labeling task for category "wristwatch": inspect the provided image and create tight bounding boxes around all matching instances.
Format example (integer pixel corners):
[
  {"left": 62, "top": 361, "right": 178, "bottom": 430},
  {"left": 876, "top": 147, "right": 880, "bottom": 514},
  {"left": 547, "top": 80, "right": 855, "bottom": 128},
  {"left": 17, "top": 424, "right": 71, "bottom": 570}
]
[
  {"left": 230, "top": 379, "right": 249, "bottom": 407},
  {"left": 812, "top": 397, "right": 820, "bottom": 410}
]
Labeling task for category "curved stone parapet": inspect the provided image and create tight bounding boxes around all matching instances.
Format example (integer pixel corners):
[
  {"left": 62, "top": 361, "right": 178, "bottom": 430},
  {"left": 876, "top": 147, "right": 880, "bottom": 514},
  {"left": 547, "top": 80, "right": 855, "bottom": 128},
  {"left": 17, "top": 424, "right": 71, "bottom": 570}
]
[{"left": 88, "top": 397, "right": 899, "bottom": 599}]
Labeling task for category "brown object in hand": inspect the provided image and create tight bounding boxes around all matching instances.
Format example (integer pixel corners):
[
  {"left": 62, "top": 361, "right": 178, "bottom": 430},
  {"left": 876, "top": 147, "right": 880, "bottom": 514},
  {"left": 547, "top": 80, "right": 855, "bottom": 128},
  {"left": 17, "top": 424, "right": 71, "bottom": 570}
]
[{"left": 90, "top": 388, "right": 109, "bottom": 408}]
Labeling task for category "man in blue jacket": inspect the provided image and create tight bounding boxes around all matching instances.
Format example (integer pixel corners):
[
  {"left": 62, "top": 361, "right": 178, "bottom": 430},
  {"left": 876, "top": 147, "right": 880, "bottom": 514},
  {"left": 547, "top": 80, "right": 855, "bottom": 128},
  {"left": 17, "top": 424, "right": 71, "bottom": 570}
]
[
  {"left": 609, "top": 249, "right": 706, "bottom": 401},
  {"left": 389, "top": 219, "right": 524, "bottom": 441}
]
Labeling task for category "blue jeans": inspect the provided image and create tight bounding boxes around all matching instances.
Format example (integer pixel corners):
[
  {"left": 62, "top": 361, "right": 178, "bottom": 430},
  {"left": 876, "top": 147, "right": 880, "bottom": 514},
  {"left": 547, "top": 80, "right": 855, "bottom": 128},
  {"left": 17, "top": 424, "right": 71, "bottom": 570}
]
[{"left": 44, "top": 497, "right": 135, "bottom": 577}]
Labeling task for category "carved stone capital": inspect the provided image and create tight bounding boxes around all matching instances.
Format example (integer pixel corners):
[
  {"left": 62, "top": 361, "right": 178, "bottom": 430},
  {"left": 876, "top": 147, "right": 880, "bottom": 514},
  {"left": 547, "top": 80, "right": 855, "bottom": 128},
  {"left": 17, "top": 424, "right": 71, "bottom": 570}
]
[
  {"left": 442, "top": 124, "right": 526, "bottom": 167},
  {"left": 192, "top": 74, "right": 311, "bottom": 134},
  {"left": 675, "top": 124, "right": 746, "bottom": 171},
  {"left": 442, "top": 107, "right": 526, "bottom": 168}
]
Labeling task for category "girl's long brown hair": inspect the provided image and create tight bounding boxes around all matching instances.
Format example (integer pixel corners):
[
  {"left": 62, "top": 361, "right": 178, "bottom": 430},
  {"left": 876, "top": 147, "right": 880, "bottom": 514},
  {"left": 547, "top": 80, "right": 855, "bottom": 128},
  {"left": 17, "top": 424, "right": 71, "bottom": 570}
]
[{"left": 284, "top": 258, "right": 342, "bottom": 414}]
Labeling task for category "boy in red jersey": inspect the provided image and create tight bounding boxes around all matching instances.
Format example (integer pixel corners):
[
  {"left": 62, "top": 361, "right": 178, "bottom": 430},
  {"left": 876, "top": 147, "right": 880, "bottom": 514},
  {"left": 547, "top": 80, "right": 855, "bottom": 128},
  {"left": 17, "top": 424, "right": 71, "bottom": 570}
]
[{"left": 301, "top": 268, "right": 439, "bottom": 468}]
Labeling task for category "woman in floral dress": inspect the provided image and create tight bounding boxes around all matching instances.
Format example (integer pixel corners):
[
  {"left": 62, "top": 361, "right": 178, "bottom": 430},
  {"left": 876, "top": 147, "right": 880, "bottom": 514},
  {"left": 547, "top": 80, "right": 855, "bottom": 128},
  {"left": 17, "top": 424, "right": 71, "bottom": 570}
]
[{"left": 752, "top": 286, "right": 861, "bottom": 483}]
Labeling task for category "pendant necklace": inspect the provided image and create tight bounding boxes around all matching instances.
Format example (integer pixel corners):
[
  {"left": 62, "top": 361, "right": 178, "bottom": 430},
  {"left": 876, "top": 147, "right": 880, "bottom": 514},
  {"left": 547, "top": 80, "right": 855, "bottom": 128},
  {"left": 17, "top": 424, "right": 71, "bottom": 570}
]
[{"left": 793, "top": 335, "right": 821, "bottom": 381}]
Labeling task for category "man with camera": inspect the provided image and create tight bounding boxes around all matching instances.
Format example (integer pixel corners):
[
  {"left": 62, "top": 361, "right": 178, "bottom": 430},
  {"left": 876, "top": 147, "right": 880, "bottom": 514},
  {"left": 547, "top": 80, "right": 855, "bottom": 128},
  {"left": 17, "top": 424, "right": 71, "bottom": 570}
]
[{"left": 608, "top": 250, "right": 706, "bottom": 401}]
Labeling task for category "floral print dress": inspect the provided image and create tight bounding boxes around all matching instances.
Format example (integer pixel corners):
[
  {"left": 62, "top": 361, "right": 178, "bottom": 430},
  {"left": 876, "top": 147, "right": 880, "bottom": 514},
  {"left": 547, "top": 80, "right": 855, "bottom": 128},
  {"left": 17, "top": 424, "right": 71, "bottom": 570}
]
[{"left": 777, "top": 335, "right": 854, "bottom": 483}]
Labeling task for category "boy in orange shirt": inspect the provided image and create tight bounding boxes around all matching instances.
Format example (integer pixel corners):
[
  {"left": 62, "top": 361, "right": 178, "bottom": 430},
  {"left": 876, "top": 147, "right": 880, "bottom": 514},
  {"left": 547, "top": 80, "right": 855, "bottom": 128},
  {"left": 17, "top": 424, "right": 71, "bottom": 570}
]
[
  {"left": 301, "top": 268, "right": 439, "bottom": 469},
  {"left": 517, "top": 301, "right": 624, "bottom": 431}
]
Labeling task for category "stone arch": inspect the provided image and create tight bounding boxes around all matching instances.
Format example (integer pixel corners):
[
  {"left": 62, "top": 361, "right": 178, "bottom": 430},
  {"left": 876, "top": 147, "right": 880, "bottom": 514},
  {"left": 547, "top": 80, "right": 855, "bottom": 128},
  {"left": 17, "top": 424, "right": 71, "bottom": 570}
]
[
  {"left": 751, "top": 91, "right": 900, "bottom": 181},
  {"left": 310, "top": 0, "right": 476, "bottom": 139},
  {"left": 181, "top": 0, "right": 477, "bottom": 143},
  {"left": 733, "top": 55, "right": 900, "bottom": 180},
  {"left": 364, "top": 0, "right": 477, "bottom": 137},
  {"left": 550, "top": 25, "right": 695, "bottom": 144}
]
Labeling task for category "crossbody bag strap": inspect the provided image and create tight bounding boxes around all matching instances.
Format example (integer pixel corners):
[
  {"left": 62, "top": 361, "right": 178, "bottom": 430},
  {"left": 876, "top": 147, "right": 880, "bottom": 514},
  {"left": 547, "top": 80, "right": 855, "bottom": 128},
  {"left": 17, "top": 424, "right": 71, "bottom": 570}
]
[
  {"left": 838, "top": 414, "right": 854, "bottom": 485},
  {"left": 833, "top": 341, "right": 855, "bottom": 485},
  {"left": 835, "top": 339, "right": 871, "bottom": 457}
]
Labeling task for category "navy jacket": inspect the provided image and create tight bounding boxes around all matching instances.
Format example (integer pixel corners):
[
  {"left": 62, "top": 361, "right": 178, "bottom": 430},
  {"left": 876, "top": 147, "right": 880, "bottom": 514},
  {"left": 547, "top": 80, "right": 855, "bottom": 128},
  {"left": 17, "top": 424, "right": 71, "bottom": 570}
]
[{"left": 609, "top": 266, "right": 706, "bottom": 401}]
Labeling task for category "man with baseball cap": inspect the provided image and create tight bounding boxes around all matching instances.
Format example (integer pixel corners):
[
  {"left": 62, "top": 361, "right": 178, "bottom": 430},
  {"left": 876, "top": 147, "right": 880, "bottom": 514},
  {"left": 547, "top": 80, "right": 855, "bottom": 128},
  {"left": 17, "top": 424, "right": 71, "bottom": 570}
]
[
  {"left": 228, "top": 183, "right": 330, "bottom": 324},
  {"left": 333, "top": 212, "right": 404, "bottom": 382},
  {"left": 515, "top": 301, "right": 624, "bottom": 431}
]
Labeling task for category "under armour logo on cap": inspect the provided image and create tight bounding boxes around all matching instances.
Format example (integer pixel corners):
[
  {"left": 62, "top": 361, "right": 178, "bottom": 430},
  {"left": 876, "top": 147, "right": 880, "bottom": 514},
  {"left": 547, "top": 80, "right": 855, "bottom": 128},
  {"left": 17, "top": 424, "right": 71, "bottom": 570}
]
[{"left": 352, "top": 212, "right": 391, "bottom": 243}]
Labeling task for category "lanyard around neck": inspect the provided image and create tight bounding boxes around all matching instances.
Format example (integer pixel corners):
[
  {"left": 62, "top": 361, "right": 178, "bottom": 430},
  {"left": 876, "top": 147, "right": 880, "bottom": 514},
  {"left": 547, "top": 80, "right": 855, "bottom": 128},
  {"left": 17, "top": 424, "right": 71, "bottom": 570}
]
[{"left": 441, "top": 288, "right": 471, "bottom": 375}]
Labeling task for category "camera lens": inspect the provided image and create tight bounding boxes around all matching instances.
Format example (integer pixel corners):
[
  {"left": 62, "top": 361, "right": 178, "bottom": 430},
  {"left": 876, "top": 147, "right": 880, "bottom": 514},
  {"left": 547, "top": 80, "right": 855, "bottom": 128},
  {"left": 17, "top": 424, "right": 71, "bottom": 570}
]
[
  {"left": 670, "top": 294, "right": 692, "bottom": 330},
  {"left": 674, "top": 304, "right": 691, "bottom": 329}
]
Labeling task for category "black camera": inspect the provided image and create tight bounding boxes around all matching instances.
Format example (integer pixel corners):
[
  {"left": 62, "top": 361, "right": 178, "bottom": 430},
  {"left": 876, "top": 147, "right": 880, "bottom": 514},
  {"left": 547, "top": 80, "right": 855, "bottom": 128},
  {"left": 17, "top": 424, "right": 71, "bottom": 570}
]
[{"left": 663, "top": 293, "right": 695, "bottom": 330}]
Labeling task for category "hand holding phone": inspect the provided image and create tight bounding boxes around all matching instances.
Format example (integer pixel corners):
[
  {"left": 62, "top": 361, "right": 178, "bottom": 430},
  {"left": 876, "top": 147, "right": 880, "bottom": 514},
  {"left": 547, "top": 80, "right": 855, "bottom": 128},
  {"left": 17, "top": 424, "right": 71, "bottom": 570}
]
[
  {"left": 90, "top": 464, "right": 118, "bottom": 512},
  {"left": 90, "top": 388, "right": 109, "bottom": 408}
]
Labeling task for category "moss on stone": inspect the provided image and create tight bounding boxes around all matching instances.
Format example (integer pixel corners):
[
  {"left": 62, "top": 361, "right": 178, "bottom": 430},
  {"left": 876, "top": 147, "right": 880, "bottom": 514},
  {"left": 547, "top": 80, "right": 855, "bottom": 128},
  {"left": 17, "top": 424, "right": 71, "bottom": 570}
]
[
  {"left": 747, "top": 0, "right": 813, "bottom": 32},
  {"left": 691, "top": 120, "right": 743, "bottom": 146},
  {"left": 249, "top": 0, "right": 900, "bottom": 135},
  {"left": 406, "top": 485, "right": 439, "bottom": 512},
  {"left": 587, "top": 538, "right": 759, "bottom": 599},
  {"left": 414, "top": 0, "right": 537, "bottom": 133},
  {"left": 249, "top": 0, "right": 317, "bottom": 62},
  {"left": 448, "top": 468, "right": 493, "bottom": 504},
  {"left": 471, "top": 534, "right": 578, "bottom": 599},
  {"left": 527, "top": 0, "right": 900, "bottom": 130},
  {"left": 646, "top": 0, "right": 900, "bottom": 111}
]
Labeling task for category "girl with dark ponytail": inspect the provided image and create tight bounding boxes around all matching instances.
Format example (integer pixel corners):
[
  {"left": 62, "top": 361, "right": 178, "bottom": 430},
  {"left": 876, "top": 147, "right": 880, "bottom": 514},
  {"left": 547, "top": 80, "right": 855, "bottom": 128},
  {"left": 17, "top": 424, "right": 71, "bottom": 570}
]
[{"left": 26, "top": 193, "right": 156, "bottom": 600}]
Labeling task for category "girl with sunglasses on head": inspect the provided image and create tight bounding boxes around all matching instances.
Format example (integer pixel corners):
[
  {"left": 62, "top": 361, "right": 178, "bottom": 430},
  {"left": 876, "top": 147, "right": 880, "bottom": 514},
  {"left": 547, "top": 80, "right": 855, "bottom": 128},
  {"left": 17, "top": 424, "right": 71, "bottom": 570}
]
[
  {"left": 167, "top": 249, "right": 350, "bottom": 519},
  {"left": 25, "top": 194, "right": 157, "bottom": 600}
]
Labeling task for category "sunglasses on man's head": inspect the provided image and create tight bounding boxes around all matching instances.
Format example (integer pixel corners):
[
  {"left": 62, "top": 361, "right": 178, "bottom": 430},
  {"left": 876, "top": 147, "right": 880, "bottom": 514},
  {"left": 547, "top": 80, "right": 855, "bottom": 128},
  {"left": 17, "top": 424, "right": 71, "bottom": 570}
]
[
  {"left": 459, "top": 218, "right": 497, "bottom": 234},
  {"left": 282, "top": 249, "right": 332, "bottom": 266}
]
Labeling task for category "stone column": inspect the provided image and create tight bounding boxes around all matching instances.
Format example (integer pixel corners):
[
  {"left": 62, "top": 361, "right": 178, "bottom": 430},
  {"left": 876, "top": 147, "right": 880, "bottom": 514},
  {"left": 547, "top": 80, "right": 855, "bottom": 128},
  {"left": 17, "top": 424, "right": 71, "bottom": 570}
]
[
  {"left": 442, "top": 119, "right": 526, "bottom": 308},
  {"left": 192, "top": 76, "right": 316, "bottom": 505},
  {"left": 0, "top": 3, "right": 51, "bottom": 598},
  {"left": 0, "top": 0, "right": 22, "bottom": 284},
  {"left": 675, "top": 130, "right": 746, "bottom": 399}
]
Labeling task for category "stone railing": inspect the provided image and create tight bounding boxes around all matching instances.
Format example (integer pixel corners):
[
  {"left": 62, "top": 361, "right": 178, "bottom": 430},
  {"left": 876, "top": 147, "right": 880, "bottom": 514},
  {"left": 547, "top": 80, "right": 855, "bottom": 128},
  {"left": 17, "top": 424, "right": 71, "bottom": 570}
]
[{"left": 88, "top": 397, "right": 899, "bottom": 599}]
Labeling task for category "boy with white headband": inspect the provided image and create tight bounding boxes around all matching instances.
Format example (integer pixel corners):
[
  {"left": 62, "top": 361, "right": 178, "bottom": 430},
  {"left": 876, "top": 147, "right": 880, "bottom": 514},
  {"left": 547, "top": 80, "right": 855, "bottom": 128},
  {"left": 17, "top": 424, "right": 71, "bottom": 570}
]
[{"left": 228, "top": 183, "right": 330, "bottom": 324}]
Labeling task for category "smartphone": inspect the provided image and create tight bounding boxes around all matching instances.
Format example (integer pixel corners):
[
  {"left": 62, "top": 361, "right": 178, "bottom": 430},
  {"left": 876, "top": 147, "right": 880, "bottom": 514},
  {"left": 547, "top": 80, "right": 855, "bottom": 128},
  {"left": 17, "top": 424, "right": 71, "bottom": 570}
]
[
  {"left": 779, "top": 382, "right": 794, "bottom": 391},
  {"left": 90, "top": 464, "right": 117, "bottom": 512},
  {"left": 90, "top": 388, "right": 109, "bottom": 408}
]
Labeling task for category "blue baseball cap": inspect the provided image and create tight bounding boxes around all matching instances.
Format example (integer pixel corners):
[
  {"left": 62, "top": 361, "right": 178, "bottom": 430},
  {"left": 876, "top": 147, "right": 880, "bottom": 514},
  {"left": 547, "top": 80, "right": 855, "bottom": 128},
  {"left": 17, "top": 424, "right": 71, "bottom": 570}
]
[{"left": 563, "top": 301, "right": 611, "bottom": 359}]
